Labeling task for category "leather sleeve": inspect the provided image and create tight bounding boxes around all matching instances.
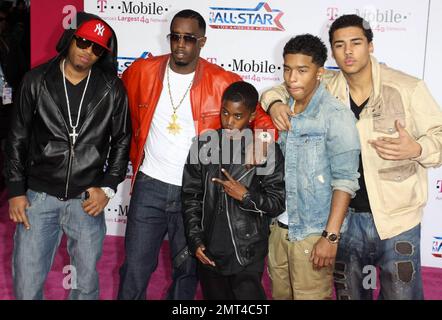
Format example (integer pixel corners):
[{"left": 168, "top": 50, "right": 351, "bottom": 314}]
[
  {"left": 4, "top": 71, "right": 36, "bottom": 198},
  {"left": 121, "top": 62, "right": 140, "bottom": 170},
  {"left": 101, "top": 78, "right": 132, "bottom": 191},
  {"left": 181, "top": 141, "right": 206, "bottom": 255},
  {"left": 240, "top": 143, "right": 286, "bottom": 217}
]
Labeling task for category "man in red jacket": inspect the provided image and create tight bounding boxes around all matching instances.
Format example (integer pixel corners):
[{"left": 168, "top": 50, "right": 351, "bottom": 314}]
[{"left": 118, "top": 9, "right": 276, "bottom": 300}]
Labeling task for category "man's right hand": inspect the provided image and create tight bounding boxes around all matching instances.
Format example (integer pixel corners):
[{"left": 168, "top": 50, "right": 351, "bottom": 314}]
[
  {"left": 9, "top": 195, "right": 31, "bottom": 230},
  {"left": 268, "top": 102, "right": 292, "bottom": 131},
  {"left": 195, "top": 245, "right": 216, "bottom": 267}
]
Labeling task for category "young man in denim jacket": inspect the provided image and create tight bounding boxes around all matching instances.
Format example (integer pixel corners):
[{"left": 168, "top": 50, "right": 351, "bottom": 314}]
[{"left": 267, "top": 34, "right": 360, "bottom": 300}]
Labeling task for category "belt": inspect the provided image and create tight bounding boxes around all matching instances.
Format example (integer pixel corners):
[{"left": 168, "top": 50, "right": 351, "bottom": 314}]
[
  {"left": 277, "top": 220, "right": 288, "bottom": 229},
  {"left": 57, "top": 191, "right": 89, "bottom": 202}
]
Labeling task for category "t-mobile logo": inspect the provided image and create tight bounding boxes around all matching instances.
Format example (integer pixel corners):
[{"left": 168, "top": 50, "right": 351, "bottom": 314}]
[
  {"left": 327, "top": 7, "right": 339, "bottom": 21},
  {"left": 97, "top": 0, "right": 107, "bottom": 13}
]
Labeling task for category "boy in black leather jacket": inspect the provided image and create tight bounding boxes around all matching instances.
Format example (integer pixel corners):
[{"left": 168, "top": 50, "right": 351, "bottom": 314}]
[{"left": 182, "top": 81, "right": 285, "bottom": 299}]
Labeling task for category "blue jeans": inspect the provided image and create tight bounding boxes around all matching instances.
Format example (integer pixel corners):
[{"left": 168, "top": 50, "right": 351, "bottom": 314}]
[
  {"left": 334, "top": 209, "right": 423, "bottom": 300},
  {"left": 12, "top": 189, "right": 106, "bottom": 300},
  {"left": 117, "top": 172, "right": 197, "bottom": 300}
]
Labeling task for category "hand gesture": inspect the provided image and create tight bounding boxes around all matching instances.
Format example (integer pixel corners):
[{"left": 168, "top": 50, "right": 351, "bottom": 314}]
[
  {"left": 212, "top": 168, "right": 248, "bottom": 201},
  {"left": 368, "top": 120, "right": 422, "bottom": 160}
]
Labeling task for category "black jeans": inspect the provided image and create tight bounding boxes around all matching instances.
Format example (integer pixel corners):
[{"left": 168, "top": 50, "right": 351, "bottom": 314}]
[{"left": 198, "top": 263, "right": 266, "bottom": 300}]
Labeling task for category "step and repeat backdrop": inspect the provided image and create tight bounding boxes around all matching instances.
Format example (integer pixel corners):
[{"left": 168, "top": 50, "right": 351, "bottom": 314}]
[{"left": 32, "top": 0, "right": 442, "bottom": 268}]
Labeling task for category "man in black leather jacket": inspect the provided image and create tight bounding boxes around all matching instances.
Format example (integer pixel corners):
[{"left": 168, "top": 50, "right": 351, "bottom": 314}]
[
  {"left": 182, "top": 81, "right": 285, "bottom": 299},
  {"left": 4, "top": 12, "right": 131, "bottom": 299}
]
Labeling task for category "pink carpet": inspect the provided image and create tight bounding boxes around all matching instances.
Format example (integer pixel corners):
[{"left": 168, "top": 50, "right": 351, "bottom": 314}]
[{"left": 1, "top": 195, "right": 441, "bottom": 300}]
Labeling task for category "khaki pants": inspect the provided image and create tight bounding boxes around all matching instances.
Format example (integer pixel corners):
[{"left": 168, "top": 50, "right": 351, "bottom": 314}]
[{"left": 268, "top": 222, "right": 333, "bottom": 300}]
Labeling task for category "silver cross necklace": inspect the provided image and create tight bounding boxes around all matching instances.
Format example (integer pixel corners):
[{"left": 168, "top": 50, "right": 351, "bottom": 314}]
[{"left": 62, "top": 59, "right": 91, "bottom": 145}]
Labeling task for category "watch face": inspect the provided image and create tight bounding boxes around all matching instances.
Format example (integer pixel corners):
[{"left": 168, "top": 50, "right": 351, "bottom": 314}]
[{"left": 328, "top": 234, "right": 338, "bottom": 242}]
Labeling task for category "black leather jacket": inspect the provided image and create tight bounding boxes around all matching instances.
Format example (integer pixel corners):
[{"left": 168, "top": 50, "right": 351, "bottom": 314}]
[
  {"left": 4, "top": 13, "right": 131, "bottom": 199},
  {"left": 182, "top": 130, "right": 285, "bottom": 267}
]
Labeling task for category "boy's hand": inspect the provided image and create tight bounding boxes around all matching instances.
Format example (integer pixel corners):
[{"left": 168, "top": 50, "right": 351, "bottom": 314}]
[
  {"left": 196, "top": 245, "right": 216, "bottom": 267},
  {"left": 212, "top": 168, "right": 248, "bottom": 201}
]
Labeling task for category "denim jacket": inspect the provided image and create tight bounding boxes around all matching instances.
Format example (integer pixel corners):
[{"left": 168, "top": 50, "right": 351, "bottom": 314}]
[{"left": 278, "top": 83, "right": 360, "bottom": 241}]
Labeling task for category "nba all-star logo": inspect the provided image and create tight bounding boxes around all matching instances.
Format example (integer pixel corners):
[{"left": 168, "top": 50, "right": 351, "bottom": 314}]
[
  {"left": 209, "top": 2, "right": 284, "bottom": 31},
  {"left": 432, "top": 236, "right": 442, "bottom": 258}
]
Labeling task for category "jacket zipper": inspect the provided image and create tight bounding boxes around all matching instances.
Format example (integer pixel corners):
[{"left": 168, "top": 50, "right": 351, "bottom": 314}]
[
  {"left": 201, "top": 173, "right": 209, "bottom": 230},
  {"left": 44, "top": 81, "right": 76, "bottom": 199},
  {"left": 237, "top": 167, "right": 255, "bottom": 182},
  {"left": 237, "top": 168, "right": 264, "bottom": 217},
  {"left": 64, "top": 144, "right": 74, "bottom": 198},
  {"left": 225, "top": 193, "right": 245, "bottom": 266}
]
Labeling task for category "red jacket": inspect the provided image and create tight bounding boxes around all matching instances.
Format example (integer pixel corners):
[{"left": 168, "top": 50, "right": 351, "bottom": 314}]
[{"left": 122, "top": 54, "right": 276, "bottom": 181}]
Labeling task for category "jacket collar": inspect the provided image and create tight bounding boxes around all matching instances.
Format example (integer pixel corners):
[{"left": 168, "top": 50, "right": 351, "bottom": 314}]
[
  {"left": 329, "top": 55, "right": 382, "bottom": 108},
  {"left": 289, "top": 82, "right": 326, "bottom": 119}
]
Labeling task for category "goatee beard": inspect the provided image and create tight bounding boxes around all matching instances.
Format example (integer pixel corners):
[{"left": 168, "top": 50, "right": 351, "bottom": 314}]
[{"left": 174, "top": 60, "right": 188, "bottom": 66}]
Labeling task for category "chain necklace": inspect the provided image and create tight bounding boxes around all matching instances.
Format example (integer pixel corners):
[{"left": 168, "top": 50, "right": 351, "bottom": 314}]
[
  {"left": 62, "top": 59, "right": 91, "bottom": 145},
  {"left": 166, "top": 63, "right": 193, "bottom": 135}
]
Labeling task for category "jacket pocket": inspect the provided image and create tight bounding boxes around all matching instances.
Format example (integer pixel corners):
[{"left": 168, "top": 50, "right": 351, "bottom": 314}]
[
  {"left": 29, "top": 140, "right": 69, "bottom": 178},
  {"left": 293, "top": 133, "right": 325, "bottom": 169},
  {"left": 71, "top": 143, "right": 103, "bottom": 186},
  {"left": 373, "top": 86, "right": 406, "bottom": 134},
  {"left": 291, "top": 133, "right": 327, "bottom": 213},
  {"left": 378, "top": 162, "right": 421, "bottom": 214},
  {"left": 235, "top": 217, "right": 259, "bottom": 240}
]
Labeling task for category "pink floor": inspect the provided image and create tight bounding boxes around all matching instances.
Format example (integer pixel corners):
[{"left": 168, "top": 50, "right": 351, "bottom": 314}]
[{"left": 1, "top": 195, "right": 441, "bottom": 300}]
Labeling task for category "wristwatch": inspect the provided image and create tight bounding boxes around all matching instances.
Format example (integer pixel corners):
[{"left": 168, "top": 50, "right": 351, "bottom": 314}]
[
  {"left": 241, "top": 191, "right": 252, "bottom": 204},
  {"left": 101, "top": 187, "right": 116, "bottom": 199},
  {"left": 321, "top": 230, "right": 341, "bottom": 244}
]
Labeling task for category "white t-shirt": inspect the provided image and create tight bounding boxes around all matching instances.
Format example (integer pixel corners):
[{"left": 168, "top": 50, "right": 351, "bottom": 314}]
[
  {"left": 139, "top": 67, "right": 196, "bottom": 186},
  {"left": 277, "top": 204, "right": 289, "bottom": 225}
]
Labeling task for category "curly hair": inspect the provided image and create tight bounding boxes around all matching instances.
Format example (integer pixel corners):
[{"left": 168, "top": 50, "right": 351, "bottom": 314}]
[{"left": 283, "top": 34, "right": 328, "bottom": 67}]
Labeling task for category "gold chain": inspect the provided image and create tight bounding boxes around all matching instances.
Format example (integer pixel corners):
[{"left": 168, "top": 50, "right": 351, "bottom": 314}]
[{"left": 166, "top": 64, "right": 193, "bottom": 113}]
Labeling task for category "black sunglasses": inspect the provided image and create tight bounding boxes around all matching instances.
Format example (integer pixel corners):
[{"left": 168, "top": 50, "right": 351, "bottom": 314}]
[
  {"left": 167, "top": 33, "right": 204, "bottom": 45},
  {"left": 74, "top": 36, "right": 106, "bottom": 57}
]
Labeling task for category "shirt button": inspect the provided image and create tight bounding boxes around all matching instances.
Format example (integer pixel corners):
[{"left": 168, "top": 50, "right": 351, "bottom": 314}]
[
  {"left": 395, "top": 176, "right": 402, "bottom": 181},
  {"left": 304, "top": 249, "right": 309, "bottom": 254},
  {"left": 388, "top": 128, "right": 394, "bottom": 133}
]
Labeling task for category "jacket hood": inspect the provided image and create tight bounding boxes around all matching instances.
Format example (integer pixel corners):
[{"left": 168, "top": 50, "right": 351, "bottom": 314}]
[{"left": 55, "top": 11, "right": 118, "bottom": 74}]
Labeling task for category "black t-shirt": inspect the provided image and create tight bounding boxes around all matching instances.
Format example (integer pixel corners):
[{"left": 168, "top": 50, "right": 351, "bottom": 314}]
[
  {"left": 349, "top": 95, "right": 372, "bottom": 213},
  {"left": 47, "top": 61, "right": 98, "bottom": 141}
]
